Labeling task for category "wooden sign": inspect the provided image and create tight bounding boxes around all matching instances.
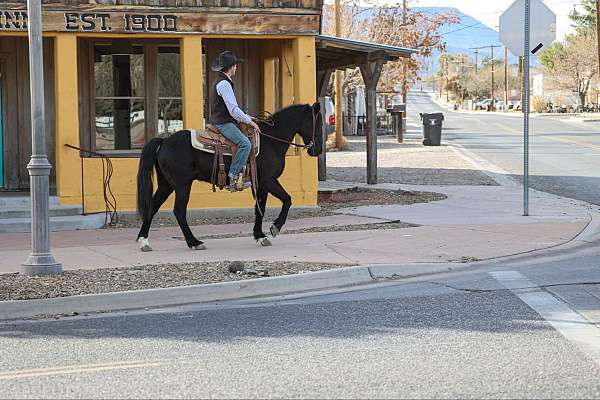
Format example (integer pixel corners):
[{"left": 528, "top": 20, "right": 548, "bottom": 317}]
[{"left": 0, "top": 9, "right": 320, "bottom": 35}]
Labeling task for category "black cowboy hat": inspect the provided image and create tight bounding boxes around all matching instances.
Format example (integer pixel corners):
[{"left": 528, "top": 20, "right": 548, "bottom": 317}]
[{"left": 211, "top": 51, "right": 244, "bottom": 72}]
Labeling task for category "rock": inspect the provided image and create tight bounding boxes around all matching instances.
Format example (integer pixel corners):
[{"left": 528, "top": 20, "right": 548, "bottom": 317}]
[{"left": 228, "top": 261, "right": 245, "bottom": 273}]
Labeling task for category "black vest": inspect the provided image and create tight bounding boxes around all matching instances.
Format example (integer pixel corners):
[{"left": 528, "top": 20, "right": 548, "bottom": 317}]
[{"left": 210, "top": 73, "right": 237, "bottom": 125}]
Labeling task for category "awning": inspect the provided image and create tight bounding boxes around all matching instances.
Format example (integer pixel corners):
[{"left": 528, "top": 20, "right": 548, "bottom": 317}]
[{"left": 316, "top": 35, "right": 417, "bottom": 71}]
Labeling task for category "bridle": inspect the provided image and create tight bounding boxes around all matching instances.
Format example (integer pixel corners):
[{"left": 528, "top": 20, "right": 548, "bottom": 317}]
[{"left": 253, "top": 107, "right": 317, "bottom": 150}]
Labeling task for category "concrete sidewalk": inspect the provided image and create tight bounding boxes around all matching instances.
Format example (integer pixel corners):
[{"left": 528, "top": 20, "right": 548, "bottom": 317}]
[{"left": 0, "top": 182, "right": 592, "bottom": 274}]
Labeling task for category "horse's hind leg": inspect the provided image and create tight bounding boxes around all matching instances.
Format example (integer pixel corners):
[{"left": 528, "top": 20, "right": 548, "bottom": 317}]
[
  {"left": 173, "top": 182, "right": 206, "bottom": 250},
  {"left": 137, "top": 175, "right": 173, "bottom": 252},
  {"left": 266, "top": 179, "right": 292, "bottom": 238}
]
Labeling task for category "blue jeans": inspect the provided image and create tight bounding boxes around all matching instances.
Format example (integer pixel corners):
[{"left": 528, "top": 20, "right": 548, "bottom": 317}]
[{"left": 215, "top": 122, "right": 251, "bottom": 179}]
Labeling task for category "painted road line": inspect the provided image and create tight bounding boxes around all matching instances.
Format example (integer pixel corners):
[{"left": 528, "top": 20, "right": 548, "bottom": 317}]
[
  {"left": 491, "top": 270, "right": 600, "bottom": 367},
  {"left": 542, "top": 135, "right": 600, "bottom": 152},
  {"left": 0, "top": 360, "right": 163, "bottom": 381}
]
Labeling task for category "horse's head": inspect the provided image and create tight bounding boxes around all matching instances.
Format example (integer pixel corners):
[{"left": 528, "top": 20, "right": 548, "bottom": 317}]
[{"left": 297, "top": 103, "right": 323, "bottom": 157}]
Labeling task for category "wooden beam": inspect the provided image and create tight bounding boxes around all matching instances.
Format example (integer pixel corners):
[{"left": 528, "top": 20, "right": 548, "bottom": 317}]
[
  {"left": 317, "top": 55, "right": 364, "bottom": 71},
  {"left": 316, "top": 67, "right": 332, "bottom": 98},
  {"left": 0, "top": 9, "right": 321, "bottom": 35},
  {"left": 359, "top": 58, "right": 385, "bottom": 185}
]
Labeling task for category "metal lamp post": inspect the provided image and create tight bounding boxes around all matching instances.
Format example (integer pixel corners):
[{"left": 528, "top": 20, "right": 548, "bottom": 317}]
[{"left": 22, "top": 0, "right": 62, "bottom": 275}]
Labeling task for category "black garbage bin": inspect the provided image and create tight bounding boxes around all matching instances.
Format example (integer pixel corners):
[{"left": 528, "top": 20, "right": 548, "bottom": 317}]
[{"left": 420, "top": 112, "right": 444, "bottom": 146}]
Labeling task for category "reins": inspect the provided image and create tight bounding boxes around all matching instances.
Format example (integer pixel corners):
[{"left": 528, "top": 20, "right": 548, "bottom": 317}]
[{"left": 253, "top": 107, "right": 316, "bottom": 150}]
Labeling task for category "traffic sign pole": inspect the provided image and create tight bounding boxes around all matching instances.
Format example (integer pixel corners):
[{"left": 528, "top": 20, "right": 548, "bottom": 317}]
[{"left": 523, "top": 0, "right": 530, "bottom": 216}]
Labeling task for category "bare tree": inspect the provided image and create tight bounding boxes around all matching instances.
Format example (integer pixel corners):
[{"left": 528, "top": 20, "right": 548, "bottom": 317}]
[{"left": 540, "top": 29, "right": 598, "bottom": 106}]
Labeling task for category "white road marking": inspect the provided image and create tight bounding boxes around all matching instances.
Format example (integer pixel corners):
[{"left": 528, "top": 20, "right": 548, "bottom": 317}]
[
  {"left": 491, "top": 270, "right": 600, "bottom": 367},
  {"left": 0, "top": 360, "right": 163, "bottom": 380}
]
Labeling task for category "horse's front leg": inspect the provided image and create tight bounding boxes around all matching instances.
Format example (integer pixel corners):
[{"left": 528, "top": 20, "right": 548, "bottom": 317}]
[
  {"left": 267, "top": 179, "right": 292, "bottom": 238},
  {"left": 253, "top": 189, "right": 271, "bottom": 246},
  {"left": 173, "top": 183, "right": 206, "bottom": 250}
]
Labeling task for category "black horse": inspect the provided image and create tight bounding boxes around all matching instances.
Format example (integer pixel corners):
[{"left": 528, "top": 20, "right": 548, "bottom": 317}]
[{"left": 136, "top": 102, "right": 323, "bottom": 251}]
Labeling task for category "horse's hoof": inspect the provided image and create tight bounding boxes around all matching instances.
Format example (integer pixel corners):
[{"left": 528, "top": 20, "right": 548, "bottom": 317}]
[
  {"left": 270, "top": 225, "right": 280, "bottom": 238},
  {"left": 191, "top": 244, "right": 207, "bottom": 250},
  {"left": 256, "top": 237, "right": 272, "bottom": 247},
  {"left": 138, "top": 238, "right": 152, "bottom": 252}
]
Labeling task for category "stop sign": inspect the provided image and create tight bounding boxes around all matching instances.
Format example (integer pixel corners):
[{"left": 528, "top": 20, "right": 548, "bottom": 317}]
[{"left": 500, "top": 0, "right": 556, "bottom": 57}]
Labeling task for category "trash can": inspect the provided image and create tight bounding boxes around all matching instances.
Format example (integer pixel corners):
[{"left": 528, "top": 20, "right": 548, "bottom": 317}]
[{"left": 420, "top": 112, "right": 444, "bottom": 146}]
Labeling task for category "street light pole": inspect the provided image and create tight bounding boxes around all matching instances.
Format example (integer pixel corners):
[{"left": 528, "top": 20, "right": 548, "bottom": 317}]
[{"left": 22, "top": 0, "right": 62, "bottom": 276}]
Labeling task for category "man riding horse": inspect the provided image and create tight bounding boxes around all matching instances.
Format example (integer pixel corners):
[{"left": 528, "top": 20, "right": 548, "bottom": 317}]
[{"left": 210, "top": 51, "right": 262, "bottom": 192}]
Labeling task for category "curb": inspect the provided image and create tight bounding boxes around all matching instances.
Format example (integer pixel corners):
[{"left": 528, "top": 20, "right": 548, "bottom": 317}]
[{"left": 0, "top": 266, "right": 374, "bottom": 321}]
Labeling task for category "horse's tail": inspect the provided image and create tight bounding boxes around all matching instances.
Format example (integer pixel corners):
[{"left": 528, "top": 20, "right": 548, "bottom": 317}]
[{"left": 137, "top": 137, "right": 164, "bottom": 221}]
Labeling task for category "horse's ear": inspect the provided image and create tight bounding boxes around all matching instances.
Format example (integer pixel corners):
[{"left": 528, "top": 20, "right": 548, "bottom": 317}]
[{"left": 312, "top": 102, "right": 321, "bottom": 114}]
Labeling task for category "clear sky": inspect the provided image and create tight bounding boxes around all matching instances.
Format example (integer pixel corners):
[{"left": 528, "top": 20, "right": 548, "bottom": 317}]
[{"left": 410, "top": 0, "right": 580, "bottom": 40}]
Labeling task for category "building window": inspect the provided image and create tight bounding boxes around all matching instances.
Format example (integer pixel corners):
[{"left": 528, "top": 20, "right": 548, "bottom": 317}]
[
  {"left": 94, "top": 43, "right": 145, "bottom": 151},
  {"left": 157, "top": 46, "right": 182, "bottom": 135},
  {"left": 86, "top": 39, "right": 181, "bottom": 154}
]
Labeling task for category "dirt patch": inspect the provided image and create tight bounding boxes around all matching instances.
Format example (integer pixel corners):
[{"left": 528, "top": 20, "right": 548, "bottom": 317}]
[
  {"left": 0, "top": 261, "right": 354, "bottom": 302},
  {"left": 113, "top": 188, "right": 446, "bottom": 229}
]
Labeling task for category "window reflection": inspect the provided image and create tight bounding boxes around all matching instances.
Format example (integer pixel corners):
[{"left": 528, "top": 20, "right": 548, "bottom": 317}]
[
  {"left": 94, "top": 42, "right": 145, "bottom": 150},
  {"left": 158, "top": 47, "right": 183, "bottom": 135}
]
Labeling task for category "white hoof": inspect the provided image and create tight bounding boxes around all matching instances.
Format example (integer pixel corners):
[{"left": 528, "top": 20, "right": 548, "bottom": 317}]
[
  {"left": 270, "top": 225, "right": 280, "bottom": 238},
  {"left": 191, "top": 244, "right": 207, "bottom": 250},
  {"left": 257, "top": 237, "right": 272, "bottom": 247},
  {"left": 138, "top": 237, "right": 152, "bottom": 252}
]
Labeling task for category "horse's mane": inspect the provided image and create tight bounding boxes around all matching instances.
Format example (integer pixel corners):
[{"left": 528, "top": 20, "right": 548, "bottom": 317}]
[{"left": 271, "top": 104, "right": 310, "bottom": 120}]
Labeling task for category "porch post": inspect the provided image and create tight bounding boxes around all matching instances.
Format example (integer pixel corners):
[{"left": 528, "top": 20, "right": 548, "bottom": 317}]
[
  {"left": 359, "top": 57, "right": 385, "bottom": 185},
  {"left": 54, "top": 34, "right": 81, "bottom": 205},
  {"left": 22, "top": 0, "right": 62, "bottom": 275},
  {"left": 317, "top": 68, "right": 332, "bottom": 182},
  {"left": 180, "top": 36, "right": 204, "bottom": 129},
  {"left": 292, "top": 37, "right": 317, "bottom": 201}
]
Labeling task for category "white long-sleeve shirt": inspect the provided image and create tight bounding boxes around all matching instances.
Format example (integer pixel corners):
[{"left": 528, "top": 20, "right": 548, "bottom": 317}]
[{"left": 216, "top": 79, "right": 253, "bottom": 125}]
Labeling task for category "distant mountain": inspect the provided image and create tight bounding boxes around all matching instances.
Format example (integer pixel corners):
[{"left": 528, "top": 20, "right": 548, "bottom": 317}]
[{"left": 420, "top": 7, "right": 523, "bottom": 74}]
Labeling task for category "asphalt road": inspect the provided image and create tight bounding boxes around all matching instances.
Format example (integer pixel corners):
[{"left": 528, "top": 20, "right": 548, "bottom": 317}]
[
  {"left": 1, "top": 249, "right": 600, "bottom": 399},
  {"left": 407, "top": 91, "right": 600, "bottom": 206}
]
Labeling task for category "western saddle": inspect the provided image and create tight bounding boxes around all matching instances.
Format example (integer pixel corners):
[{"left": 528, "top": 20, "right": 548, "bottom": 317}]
[{"left": 191, "top": 123, "right": 259, "bottom": 192}]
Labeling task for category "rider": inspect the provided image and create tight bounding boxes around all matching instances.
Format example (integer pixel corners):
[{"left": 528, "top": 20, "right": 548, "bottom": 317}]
[{"left": 210, "top": 51, "right": 261, "bottom": 192}]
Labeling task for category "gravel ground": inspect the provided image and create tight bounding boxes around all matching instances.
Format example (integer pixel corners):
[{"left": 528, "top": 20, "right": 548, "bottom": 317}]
[
  {"left": 114, "top": 188, "right": 446, "bottom": 229},
  {"left": 327, "top": 135, "right": 498, "bottom": 186},
  {"left": 0, "top": 261, "right": 353, "bottom": 301}
]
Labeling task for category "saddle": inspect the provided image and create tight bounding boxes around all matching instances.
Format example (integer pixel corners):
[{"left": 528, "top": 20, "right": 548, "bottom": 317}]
[{"left": 190, "top": 124, "right": 259, "bottom": 192}]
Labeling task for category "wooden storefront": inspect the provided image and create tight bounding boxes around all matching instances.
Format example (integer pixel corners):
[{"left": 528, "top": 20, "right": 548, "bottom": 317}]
[{"left": 0, "top": 0, "right": 321, "bottom": 212}]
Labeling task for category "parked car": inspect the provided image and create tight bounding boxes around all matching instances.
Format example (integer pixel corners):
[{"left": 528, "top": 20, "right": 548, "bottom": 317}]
[
  {"left": 323, "top": 96, "right": 335, "bottom": 135},
  {"left": 476, "top": 99, "right": 497, "bottom": 111}
]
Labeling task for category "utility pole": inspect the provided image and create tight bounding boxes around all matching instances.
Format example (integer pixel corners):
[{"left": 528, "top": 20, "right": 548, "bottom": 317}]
[
  {"left": 519, "top": 56, "right": 524, "bottom": 112},
  {"left": 469, "top": 47, "right": 482, "bottom": 73},
  {"left": 402, "top": 0, "right": 408, "bottom": 104},
  {"left": 470, "top": 46, "right": 484, "bottom": 102},
  {"left": 490, "top": 44, "right": 501, "bottom": 111},
  {"left": 504, "top": 46, "right": 509, "bottom": 111},
  {"left": 470, "top": 45, "right": 500, "bottom": 109},
  {"left": 22, "top": 0, "right": 62, "bottom": 276},
  {"left": 596, "top": 0, "right": 600, "bottom": 108},
  {"left": 333, "top": 0, "right": 346, "bottom": 149},
  {"left": 445, "top": 58, "right": 449, "bottom": 102}
]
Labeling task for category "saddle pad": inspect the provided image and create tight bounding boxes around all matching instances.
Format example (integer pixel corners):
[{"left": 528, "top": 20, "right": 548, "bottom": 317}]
[
  {"left": 190, "top": 129, "right": 260, "bottom": 156},
  {"left": 190, "top": 129, "right": 233, "bottom": 156}
]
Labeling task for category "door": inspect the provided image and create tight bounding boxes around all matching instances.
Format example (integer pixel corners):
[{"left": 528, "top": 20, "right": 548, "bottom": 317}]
[
  {"left": 0, "top": 72, "right": 3, "bottom": 189},
  {"left": 0, "top": 37, "right": 55, "bottom": 190}
]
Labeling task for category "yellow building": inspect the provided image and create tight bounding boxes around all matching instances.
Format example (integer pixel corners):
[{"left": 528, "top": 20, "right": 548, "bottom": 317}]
[{"left": 0, "top": 1, "right": 321, "bottom": 213}]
